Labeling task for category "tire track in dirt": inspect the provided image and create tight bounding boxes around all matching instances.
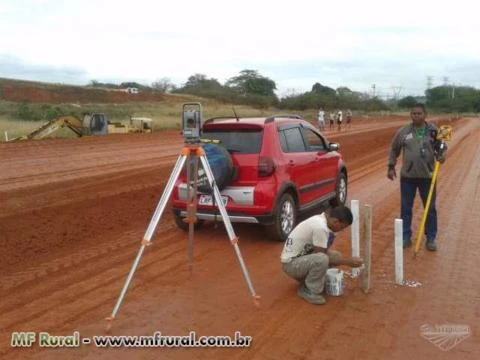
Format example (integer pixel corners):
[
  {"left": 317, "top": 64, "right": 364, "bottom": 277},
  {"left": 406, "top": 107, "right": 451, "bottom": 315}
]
[
  {"left": 0, "top": 161, "right": 176, "bottom": 217},
  {"left": 0, "top": 144, "right": 180, "bottom": 192},
  {"left": 1, "top": 220, "right": 271, "bottom": 342}
]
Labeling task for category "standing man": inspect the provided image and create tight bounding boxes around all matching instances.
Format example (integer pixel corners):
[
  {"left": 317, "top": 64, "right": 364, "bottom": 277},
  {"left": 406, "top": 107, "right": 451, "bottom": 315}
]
[
  {"left": 346, "top": 109, "right": 352, "bottom": 130},
  {"left": 329, "top": 111, "right": 335, "bottom": 130},
  {"left": 281, "top": 206, "right": 363, "bottom": 305},
  {"left": 336, "top": 110, "right": 343, "bottom": 131},
  {"left": 387, "top": 103, "right": 447, "bottom": 251},
  {"left": 318, "top": 107, "right": 325, "bottom": 131}
]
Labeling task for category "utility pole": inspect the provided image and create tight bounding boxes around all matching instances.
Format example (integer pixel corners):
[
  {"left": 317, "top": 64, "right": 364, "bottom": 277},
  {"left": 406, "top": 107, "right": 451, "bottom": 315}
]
[
  {"left": 372, "top": 84, "right": 376, "bottom": 98},
  {"left": 451, "top": 82, "right": 456, "bottom": 120}
]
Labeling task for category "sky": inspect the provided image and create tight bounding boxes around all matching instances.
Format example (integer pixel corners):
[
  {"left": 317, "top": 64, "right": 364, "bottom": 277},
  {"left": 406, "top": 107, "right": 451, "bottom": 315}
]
[{"left": 0, "top": 0, "right": 479, "bottom": 98}]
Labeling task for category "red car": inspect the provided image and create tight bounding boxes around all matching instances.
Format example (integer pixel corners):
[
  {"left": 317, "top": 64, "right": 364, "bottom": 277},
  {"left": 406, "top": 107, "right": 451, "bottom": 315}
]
[{"left": 172, "top": 115, "right": 348, "bottom": 241}]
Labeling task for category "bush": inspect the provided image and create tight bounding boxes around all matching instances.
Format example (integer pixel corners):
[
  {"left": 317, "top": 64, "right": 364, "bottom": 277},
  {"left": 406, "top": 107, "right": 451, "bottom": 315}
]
[
  {"left": 41, "top": 104, "right": 65, "bottom": 120},
  {"left": 398, "top": 96, "right": 417, "bottom": 109},
  {"left": 16, "top": 102, "right": 40, "bottom": 121}
]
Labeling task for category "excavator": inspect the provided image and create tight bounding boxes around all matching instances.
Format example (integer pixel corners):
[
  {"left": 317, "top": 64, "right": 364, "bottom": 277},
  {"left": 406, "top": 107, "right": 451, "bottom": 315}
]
[{"left": 10, "top": 113, "right": 152, "bottom": 141}]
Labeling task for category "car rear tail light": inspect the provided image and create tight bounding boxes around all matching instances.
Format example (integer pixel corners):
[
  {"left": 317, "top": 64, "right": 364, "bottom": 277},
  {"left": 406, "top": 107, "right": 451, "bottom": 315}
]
[{"left": 258, "top": 156, "right": 275, "bottom": 177}]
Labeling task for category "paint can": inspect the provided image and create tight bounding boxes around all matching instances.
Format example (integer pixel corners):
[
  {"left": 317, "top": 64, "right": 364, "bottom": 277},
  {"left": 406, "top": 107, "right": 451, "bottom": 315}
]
[{"left": 326, "top": 268, "right": 344, "bottom": 296}]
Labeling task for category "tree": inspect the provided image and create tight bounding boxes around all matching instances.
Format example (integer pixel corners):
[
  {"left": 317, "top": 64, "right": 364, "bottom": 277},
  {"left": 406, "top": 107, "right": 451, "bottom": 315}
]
[
  {"left": 120, "top": 81, "right": 147, "bottom": 89},
  {"left": 311, "top": 83, "right": 336, "bottom": 97},
  {"left": 336, "top": 87, "right": 353, "bottom": 97},
  {"left": 398, "top": 96, "right": 418, "bottom": 109},
  {"left": 426, "top": 86, "right": 451, "bottom": 110},
  {"left": 152, "top": 77, "right": 177, "bottom": 93},
  {"left": 226, "top": 69, "right": 277, "bottom": 97},
  {"left": 182, "top": 73, "right": 223, "bottom": 90},
  {"left": 86, "top": 80, "right": 119, "bottom": 89}
]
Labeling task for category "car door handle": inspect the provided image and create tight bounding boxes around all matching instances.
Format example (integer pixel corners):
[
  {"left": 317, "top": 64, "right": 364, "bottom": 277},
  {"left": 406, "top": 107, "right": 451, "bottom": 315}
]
[{"left": 288, "top": 160, "right": 295, "bottom": 166}]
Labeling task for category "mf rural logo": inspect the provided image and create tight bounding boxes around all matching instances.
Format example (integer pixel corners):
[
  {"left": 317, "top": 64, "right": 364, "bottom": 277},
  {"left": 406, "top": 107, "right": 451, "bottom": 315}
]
[{"left": 420, "top": 324, "right": 471, "bottom": 351}]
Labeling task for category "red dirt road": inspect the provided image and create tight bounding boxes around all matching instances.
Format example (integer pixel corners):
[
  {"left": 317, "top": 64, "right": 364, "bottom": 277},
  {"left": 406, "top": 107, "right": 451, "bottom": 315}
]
[{"left": 1, "top": 117, "right": 479, "bottom": 359}]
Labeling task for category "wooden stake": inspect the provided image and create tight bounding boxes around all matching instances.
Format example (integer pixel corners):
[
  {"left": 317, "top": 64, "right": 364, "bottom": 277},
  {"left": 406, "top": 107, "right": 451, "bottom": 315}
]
[
  {"left": 362, "top": 204, "right": 372, "bottom": 293},
  {"left": 351, "top": 200, "right": 360, "bottom": 277}
]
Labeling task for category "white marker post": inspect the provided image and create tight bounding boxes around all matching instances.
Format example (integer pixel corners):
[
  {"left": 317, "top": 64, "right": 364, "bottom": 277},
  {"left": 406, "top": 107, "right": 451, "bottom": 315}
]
[
  {"left": 351, "top": 200, "right": 360, "bottom": 277},
  {"left": 4, "top": 131, "right": 8, "bottom": 142},
  {"left": 394, "top": 218, "right": 404, "bottom": 285}
]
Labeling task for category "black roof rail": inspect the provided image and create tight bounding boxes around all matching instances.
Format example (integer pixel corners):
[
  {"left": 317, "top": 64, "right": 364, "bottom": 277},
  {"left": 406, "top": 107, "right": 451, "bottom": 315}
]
[
  {"left": 265, "top": 114, "right": 303, "bottom": 123},
  {"left": 203, "top": 116, "right": 236, "bottom": 125}
]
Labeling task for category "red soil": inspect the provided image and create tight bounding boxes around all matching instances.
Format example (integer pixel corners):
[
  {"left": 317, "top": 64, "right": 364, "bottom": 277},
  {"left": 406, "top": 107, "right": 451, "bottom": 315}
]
[{"left": 1, "top": 116, "right": 479, "bottom": 359}]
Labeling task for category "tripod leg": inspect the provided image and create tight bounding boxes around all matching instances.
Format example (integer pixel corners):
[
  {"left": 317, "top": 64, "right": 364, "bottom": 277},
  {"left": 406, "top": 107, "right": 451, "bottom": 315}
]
[
  {"left": 185, "top": 154, "right": 198, "bottom": 267},
  {"left": 144, "top": 155, "right": 187, "bottom": 241},
  {"left": 199, "top": 155, "right": 259, "bottom": 304},
  {"left": 107, "top": 155, "right": 187, "bottom": 326},
  {"left": 187, "top": 155, "right": 199, "bottom": 266}
]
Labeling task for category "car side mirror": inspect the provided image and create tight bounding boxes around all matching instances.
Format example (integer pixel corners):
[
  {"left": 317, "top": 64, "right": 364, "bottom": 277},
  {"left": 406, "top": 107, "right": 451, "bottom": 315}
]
[{"left": 328, "top": 143, "right": 340, "bottom": 152}]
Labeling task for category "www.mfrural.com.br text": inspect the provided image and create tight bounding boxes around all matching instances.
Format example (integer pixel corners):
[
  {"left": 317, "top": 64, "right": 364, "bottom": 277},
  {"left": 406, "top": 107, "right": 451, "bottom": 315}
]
[{"left": 11, "top": 331, "right": 252, "bottom": 348}]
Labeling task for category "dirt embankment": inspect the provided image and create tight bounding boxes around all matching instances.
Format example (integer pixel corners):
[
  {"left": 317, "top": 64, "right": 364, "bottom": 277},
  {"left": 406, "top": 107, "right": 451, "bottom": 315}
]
[{"left": 0, "top": 79, "right": 164, "bottom": 104}]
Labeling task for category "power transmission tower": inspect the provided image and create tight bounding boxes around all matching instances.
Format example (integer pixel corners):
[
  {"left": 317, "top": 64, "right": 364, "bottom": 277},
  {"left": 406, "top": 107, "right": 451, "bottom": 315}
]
[
  {"left": 426, "top": 76, "right": 433, "bottom": 89},
  {"left": 391, "top": 86, "right": 403, "bottom": 101},
  {"left": 371, "top": 84, "right": 376, "bottom": 98},
  {"left": 443, "top": 76, "right": 449, "bottom": 85}
]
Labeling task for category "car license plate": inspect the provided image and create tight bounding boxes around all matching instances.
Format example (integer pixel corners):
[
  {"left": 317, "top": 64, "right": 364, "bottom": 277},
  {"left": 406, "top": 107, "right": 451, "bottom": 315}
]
[{"left": 198, "top": 195, "right": 228, "bottom": 206}]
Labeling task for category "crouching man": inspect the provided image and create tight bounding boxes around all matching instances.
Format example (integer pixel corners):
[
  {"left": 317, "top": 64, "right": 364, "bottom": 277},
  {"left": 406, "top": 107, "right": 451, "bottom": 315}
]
[{"left": 280, "top": 205, "right": 364, "bottom": 305}]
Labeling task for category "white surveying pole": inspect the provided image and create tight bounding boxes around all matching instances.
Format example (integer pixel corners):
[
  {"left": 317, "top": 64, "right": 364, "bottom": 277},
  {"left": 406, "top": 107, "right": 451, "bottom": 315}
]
[{"left": 394, "top": 218, "right": 404, "bottom": 285}]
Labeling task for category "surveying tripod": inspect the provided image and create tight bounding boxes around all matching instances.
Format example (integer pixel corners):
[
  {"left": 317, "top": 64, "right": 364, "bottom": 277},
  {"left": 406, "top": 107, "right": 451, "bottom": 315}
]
[{"left": 106, "top": 144, "right": 260, "bottom": 329}]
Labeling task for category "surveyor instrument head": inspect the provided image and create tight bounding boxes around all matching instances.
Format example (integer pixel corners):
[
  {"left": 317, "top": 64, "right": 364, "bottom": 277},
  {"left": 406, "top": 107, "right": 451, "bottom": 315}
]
[
  {"left": 182, "top": 102, "right": 203, "bottom": 144},
  {"left": 437, "top": 125, "right": 452, "bottom": 141}
]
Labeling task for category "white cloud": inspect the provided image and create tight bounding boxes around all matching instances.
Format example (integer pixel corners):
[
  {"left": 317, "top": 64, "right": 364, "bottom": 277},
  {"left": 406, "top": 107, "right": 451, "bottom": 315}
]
[{"left": 0, "top": 0, "right": 479, "bottom": 95}]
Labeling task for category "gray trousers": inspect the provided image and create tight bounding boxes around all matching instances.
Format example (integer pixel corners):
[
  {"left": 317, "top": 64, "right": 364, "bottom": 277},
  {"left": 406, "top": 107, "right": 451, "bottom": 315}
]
[{"left": 282, "top": 250, "right": 341, "bottom": 295}]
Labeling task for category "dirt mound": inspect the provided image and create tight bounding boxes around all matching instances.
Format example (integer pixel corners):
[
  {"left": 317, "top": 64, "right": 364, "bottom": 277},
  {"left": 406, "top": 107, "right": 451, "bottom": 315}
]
[{"left": 0, "top": 78, "right": 165, "bottom": 104}]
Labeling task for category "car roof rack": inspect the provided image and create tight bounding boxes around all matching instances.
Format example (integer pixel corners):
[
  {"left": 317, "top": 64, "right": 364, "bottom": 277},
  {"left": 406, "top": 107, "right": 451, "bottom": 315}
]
[
  {"left": 265, "top": 114, "right": 303, "bottom": 122},
  {"left": 203, "top": 116, "right": 236, "bottom": 125},
  {"left": 204, "top": 114, "right": 303, "bottom": 125}
]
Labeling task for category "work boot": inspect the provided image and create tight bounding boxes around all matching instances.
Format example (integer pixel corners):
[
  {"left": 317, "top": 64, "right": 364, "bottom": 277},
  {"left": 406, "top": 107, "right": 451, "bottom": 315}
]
[
  {"left": 403, "top": 238, "right": 412, "bottom": 249},
  {"left": 297, "top": 283, "right": 326, "bottom": 305},
  {"left": 426, "top": 241, "right": 437, "bottom": 252}
]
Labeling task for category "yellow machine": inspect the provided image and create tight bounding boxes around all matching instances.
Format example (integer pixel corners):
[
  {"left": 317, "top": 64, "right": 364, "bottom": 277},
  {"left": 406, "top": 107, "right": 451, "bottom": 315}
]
[
  {"left": 10, "top": 114, "right": 153, "bottom": 141},
  {"left": 107, "top": 117, "right": 153, "bottom": 134},
  {"left": 10, "top": 113, "right": 108, "bottom": 140}
]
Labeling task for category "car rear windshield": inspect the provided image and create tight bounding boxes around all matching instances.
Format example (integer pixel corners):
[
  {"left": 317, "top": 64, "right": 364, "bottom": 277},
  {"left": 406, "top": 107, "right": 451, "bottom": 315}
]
[{"left": 202, "top": 129, "right": 262, "bottom": 154}]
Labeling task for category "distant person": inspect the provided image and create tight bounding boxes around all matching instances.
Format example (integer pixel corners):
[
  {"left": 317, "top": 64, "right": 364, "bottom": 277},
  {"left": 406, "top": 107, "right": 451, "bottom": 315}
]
[
  {"left": 387, "top": 103, "right": 447, "bottom": 251},
  {"left": 318, "top": 108, "right": 325, "bottom": 131},
  {"left": 329, "top": 111, "right": 335, "bottom": 130},
  {"left": 336, "top": 110, "right": 343, "bottom": 131},
  {"left": 346, "top": 110, "right": 352, "bottom": 130},
  {"left": 280, "top": 206, "right": 364, "bottom": 305}
]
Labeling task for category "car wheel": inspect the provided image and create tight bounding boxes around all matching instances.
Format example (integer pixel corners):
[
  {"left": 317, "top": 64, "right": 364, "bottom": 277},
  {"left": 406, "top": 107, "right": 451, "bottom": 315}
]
[
  {"left": 266, "top": 193, "right": 297, "bottom": 242},
  {"left": 330, "top": 172, "right": 347, "bottom": 207},
  {"left": 173, "top": 211, "right": 204, "bottom": 231}
]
